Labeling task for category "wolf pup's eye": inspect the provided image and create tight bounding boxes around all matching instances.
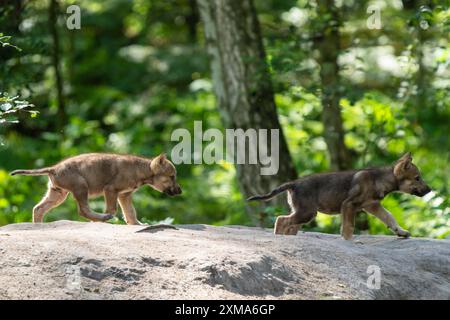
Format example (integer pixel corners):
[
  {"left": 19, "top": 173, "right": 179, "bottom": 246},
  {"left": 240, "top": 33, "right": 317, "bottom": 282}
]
[{"left": 415, "top": 176, "right": 420, "bottom": 181}]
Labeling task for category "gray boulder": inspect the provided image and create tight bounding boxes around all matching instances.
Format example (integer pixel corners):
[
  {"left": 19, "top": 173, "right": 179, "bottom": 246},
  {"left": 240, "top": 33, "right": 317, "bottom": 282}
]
[{"left": 0, "top": 221, "right": 448, "bottom": 299}]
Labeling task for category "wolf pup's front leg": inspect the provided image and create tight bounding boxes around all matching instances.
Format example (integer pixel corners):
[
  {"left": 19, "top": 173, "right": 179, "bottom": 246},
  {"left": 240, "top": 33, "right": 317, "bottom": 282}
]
[
  {"left": 339, "top": 183, "right": 363, "bottom": 240},
  {"left": 118, "top": 192, "right": 142, "bottom": 225},
  {"left": 341, "top": 203, "right": 357, "bottom": 240},
  {"left": 364, "top": 202, "right": 410, "bottom": 238}
]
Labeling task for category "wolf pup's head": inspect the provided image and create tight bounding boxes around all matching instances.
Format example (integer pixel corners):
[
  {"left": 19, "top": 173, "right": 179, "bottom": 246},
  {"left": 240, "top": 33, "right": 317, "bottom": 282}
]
[
  {"left": 393, "top": 152, "right": 431, "bottom": 197},
  {"left": 149, "top": 153, "right": 182, "bottom": 196}
]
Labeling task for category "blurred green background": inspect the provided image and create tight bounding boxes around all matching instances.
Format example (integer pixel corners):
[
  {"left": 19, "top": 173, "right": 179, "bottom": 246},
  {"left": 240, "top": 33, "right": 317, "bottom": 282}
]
[{"left": 0, "top": 0, "right": 449, "bottom": 238}]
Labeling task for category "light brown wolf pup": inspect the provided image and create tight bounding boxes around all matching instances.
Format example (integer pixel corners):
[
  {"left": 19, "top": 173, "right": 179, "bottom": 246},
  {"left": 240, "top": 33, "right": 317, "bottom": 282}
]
[
  {"left": 248, "top": 153, "right": 431, "bottom": 240},
  {"left": 11, "top": 153, "right": 182, "bottom": 224}
]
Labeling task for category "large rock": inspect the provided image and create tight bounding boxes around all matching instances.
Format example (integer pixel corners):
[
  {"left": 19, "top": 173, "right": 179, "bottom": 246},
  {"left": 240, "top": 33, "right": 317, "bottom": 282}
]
[{"left": 0, "top": 221, "right": 448, "bottom": 299}]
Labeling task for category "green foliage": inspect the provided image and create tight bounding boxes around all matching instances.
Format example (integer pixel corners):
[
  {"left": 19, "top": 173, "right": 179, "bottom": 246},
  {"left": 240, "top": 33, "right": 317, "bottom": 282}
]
[
  {"left": 0, "top": 34, "right": 36, "bottom": 124},
  {"left": 0, "top": 33, "right": 22, "bottom": 51},
  {"left": 0, "top": 93, "right": 37, "bottom": 124}
]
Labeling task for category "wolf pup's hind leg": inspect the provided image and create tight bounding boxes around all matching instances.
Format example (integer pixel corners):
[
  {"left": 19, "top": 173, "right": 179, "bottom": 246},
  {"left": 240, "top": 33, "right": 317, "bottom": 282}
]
[
  {"left": 69, "top": 177, "right": 114, "bottom": 222},
  {"left": 33, "top": 182, "right": 68, "bottom": 223},
  {"left": 274, "top": 190, "right": 317, "bottom": 235}
]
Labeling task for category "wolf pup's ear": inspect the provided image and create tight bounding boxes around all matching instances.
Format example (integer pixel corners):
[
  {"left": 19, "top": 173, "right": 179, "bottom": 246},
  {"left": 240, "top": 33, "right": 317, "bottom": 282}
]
[
  {"left": 398, "top": 152, "right": 412, "bottom": 163},
  {"left": 394, "top": 152, "right": 412, "bottom": 175},
  {"left": 150, "top": 153, "right": 167, "bottom": 172},
  {"left": 157, "top": 153, "right": 167, "bottom": 163}
]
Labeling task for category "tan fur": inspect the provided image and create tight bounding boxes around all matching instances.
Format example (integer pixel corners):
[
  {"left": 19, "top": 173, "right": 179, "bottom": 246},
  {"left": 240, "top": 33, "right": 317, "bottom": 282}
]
[{"left": 11, "top": 153, "right": 182, "bottom": 224}]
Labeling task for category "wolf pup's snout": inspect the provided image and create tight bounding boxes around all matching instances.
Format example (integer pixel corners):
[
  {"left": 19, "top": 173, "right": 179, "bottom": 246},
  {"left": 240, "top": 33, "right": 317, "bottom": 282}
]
[
  {"left": 416, "top": 185, "right": 432, "bottom": 197},
  {"left": 165, "top": 185, "right": 182, "bottom": 196}
]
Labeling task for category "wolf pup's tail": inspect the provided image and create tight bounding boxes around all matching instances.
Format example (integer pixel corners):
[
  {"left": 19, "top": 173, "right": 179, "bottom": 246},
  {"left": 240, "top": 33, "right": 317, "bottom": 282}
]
[
  {"left": 10, "top": 167, "right": 54, "bottom": 176},
  {"left": 247, "top": 182, "right": 295, "bottom": 201}
]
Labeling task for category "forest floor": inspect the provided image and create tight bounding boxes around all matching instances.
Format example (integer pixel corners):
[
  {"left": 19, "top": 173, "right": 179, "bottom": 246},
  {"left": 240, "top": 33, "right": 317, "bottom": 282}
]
[{"left": 0, "top": 221, "right": 449, "bottom": 300}]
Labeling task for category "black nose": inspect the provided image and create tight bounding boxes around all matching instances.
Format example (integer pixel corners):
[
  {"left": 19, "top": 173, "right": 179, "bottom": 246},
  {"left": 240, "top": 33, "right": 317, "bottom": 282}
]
[
  {"left": 417, "top": 187, "right": 431, "bottom": 197},
  {"left": 164, "top": 186, "right": 182, "bottom": 196}
]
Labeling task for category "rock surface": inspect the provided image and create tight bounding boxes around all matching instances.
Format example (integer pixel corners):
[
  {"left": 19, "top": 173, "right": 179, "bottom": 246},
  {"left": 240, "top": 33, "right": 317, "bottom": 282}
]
[{"left": 0, "top": 221, "right": 449, "bottom": 300}]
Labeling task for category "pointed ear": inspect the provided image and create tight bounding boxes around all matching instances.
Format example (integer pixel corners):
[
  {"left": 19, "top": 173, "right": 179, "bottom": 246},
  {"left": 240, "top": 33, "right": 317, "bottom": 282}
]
[
  {"left": 394, "top": 152, "right": 412, "bottom": 175},
  {"left": 157, "top": 153, "right": 167, "bottom": 163},
  {"left": 150, "top": 153, "right": 166, "bottom": 172},
  {"left": 397, "top": 152, "right": 412, "bottom": 163}
]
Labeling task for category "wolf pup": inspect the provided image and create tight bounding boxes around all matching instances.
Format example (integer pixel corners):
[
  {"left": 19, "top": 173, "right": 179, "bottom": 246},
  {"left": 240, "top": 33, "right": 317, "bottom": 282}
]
[
  {"left": 248, "top": 153, "right": 431, "bottom": 240},
  {"left": 11, "top": 153, "right": 182, "bottom": 224}
]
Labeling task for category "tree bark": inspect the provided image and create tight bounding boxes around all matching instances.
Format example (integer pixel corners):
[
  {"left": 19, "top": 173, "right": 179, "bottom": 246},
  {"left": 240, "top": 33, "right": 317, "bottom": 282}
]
[
  {"left": 314, "top": 0, "right": 365, "bottom": 230},
  {"left": 314, "top": 0, "right": 353, "bottom": 171},
  {"left": 0, "top": 0, "right": 22, "bottom": 33},
  {"left": 186, "top": 0, "right": 199, "bottom": 42},
  {"left": 49, "top": 0, "right": 67, "bottom": 130},
  {"left": 401, "top": 0, "right": 430, "bottom": 118},
  {"left": 196, "top": 0, "right": 297, "bottom": 222}
]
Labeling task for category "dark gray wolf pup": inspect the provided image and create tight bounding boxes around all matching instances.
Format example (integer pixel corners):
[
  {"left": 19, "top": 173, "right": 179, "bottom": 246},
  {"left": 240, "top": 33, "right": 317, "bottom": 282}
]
[{"left": 248, "top": 153, "right": 431, "bottom": 240}]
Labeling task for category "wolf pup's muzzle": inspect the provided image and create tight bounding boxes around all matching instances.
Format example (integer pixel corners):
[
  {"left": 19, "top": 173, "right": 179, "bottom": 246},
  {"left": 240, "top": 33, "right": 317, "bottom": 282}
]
[
  {"left": 164, "top": 185, "right": 182, "bottom": 196},
  {"left": 414, "top": 186, "right": 432, "bottom": 197}
]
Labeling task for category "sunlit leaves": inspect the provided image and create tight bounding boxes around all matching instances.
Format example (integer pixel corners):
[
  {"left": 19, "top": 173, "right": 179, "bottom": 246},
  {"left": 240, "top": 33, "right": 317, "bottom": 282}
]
[
  {"left": 0, "top": 33, "right": 22, "bottom": 51},
  {"left": 0, "top": 93, "right": 37, "bottom": 124},
  {"left": 341, "top": 92, "right": 414, "bottom": 159}
]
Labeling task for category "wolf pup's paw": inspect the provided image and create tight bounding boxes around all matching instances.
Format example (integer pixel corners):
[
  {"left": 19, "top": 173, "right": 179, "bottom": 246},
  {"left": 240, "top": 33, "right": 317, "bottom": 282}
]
[
  {"left": 100, "top": 213, "right": 115, "bottom": 221},
  {"left": 285, "top": 224, "right": 299, "bottom": 235},
  {"left": 394, "top": 228, "right": 410, "bottom": 238}
]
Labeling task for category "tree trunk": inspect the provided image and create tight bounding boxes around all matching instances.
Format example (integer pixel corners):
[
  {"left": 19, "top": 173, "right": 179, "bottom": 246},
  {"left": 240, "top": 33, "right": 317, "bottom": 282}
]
[
  {"left": 196, "top": 0, "right": 297, "bottom": 224},
  {"left": 314, "top": 0, "right": 366, "bottom": 231},
  {"left": 401, "top": 0, "right": 430, "bottom": 120},
  {"left": 186, "top": 0, "right": 199, "bottom": 42},
  {"left": 314, "top": 0, "right": 353, "bottom": 171},
  {"left": 49, "top": 0, "right": 66, "bottom": 131},
  {"left": 0, "top": 0, "right": 22, "bottom": 32}
]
